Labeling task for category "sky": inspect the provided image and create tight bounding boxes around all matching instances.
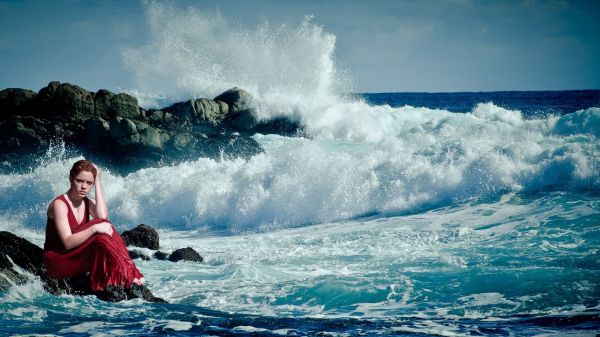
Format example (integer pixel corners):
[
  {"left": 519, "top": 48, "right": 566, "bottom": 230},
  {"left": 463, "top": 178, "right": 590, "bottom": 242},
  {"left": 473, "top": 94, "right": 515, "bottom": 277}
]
[{"left": 0, "top": 0, "right": 599, "bottom": 93}]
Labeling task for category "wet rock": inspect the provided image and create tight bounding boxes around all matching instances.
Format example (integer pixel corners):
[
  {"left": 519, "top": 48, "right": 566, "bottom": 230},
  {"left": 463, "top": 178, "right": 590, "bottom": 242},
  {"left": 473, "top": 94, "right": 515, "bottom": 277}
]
[
  {"left": 0, "top": 81, "right": 307, "bottom": 174},
  {"left": 122, "top": 224, "right": 160, "bottom": 250},
  {"left": 214, "top": 87, "right": 259, "bottom": 130},
  {"left": 153, "top": 251, "right": 169, "bottom": 260},
  {"left": 0, "top": 231, "right": 164, "bottom": 302},
  {"left": 95, "top": 284, "right": 165, "bottom": 302},
  {"left": 168, "top": 247, "right": 204, "bottom": 263},
  {"left": 128, "top": 250, "right": 151, "bottom": 261}
]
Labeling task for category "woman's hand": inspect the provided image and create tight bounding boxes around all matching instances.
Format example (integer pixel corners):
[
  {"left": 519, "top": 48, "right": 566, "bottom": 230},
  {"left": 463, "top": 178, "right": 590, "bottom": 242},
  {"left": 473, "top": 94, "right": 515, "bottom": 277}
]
[
  {"left": 92, "top": 163, "right": 101, "bottom": 180},
  {"left": 93, "top": 221, "right": 113, "bottom": 236}
]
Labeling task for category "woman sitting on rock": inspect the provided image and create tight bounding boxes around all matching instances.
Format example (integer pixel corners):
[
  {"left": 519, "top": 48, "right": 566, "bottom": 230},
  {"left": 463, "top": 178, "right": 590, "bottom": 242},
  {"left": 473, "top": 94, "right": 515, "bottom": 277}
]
[{"left": 44, "top": 159, "right": 144, "bottom": 291}]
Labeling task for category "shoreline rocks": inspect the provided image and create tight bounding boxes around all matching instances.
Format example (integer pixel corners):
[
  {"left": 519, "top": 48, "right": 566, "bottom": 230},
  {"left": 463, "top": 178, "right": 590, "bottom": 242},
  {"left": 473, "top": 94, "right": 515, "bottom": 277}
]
[
  {"left": 0, "top": 224, "right": 205, "bottom": 302},
  {"left": 0, "top": 81, "right": 303, "bottom": 174}
]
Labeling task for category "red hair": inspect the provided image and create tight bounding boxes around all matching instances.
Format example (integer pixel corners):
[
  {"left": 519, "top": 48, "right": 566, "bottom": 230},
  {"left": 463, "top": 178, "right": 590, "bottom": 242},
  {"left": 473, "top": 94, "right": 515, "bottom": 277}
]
[{"left": 69, "top": 160, "right": 97, "bottom": 181}]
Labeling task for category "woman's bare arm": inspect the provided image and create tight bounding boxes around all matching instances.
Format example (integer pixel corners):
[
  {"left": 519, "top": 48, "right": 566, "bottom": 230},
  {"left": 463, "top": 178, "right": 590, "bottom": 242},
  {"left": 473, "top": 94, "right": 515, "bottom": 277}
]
[
  {"left": 89, "top": 164, "right": 108, "bottom": 219},
  {"left": 50, "top": 200, "right": 112, "bottom": 250}
]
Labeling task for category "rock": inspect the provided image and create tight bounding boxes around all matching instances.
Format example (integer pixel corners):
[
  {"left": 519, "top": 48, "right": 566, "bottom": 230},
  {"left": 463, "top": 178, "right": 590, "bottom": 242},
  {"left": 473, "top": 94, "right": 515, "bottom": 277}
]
[
  {"left": 0, "top": 88, "right": 37, "bottom": 119},
  {"left": 122, "top": 224, "right": 160, "bottom": 250},
  {"left": 128, "top": 250, "right": 151, "bottom": 261},
  {"left": 194, "top": 98, "right": 228, "bottom": 125},
  {"left": 168, "top": 247, "right": 204, "bottom": 263},
  {"left": 0, "top": 81, "right": 309, "bottom": 174},
  {"left": 94, "top": 90, "right": 140, "bottom": 120},
  {"left": 214, "top": 87, "right": 259, "bottom": 130},
  {"left": 36, "top": 81, "right": 95, "bottom": 120},
  {"left": 133, "top": 120, "right": 165, "bottom": 151},
  {"left": 153, "top": 251, "right": 169, "bottom": 260},
  {"left": 254, "top": 116, "right": 303, "bottom": 137},
  {"left": 0, "top": 231, "right": 164, "bottom": 302},
  {"left": 83, "top": 117, "right": 111, "bottom": 152},
  {"left": 95, "top": 284, "right": 164, "bottom": 302},
  {"left": 164, "top": 97, "right": 228, "bottom": 129},
  {"left": 0, "top": 231, "right": 45, "bottom": 275},
  {"left": 109, "top": 117, "right": 139, "bottom": 147}
]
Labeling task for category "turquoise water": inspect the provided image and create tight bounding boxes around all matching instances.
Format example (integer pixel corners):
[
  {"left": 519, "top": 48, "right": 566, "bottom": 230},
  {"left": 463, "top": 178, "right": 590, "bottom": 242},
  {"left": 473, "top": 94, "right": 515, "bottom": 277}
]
[{"left": 1, "top": 190, "right": 599, "bottom": 336}]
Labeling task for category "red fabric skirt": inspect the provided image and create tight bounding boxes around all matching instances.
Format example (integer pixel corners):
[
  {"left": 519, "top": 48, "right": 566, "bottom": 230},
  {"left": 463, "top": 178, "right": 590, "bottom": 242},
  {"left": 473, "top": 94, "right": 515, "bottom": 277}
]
[{"left": 44, "top": 218, "right": 143, "bottom": 291}]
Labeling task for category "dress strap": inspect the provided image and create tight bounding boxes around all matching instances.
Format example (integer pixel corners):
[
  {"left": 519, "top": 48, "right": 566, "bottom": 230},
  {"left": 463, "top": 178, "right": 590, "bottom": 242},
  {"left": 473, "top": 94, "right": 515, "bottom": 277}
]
[{"left": 83, "top": 197, "right": 90, "bottom": 223}]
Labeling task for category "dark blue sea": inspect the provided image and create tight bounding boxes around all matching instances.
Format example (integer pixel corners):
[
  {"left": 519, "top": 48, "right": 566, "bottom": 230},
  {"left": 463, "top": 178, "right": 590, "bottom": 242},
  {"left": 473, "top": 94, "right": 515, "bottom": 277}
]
[{"left": 1, "top": 89, "right": 599, "bottom": 336}]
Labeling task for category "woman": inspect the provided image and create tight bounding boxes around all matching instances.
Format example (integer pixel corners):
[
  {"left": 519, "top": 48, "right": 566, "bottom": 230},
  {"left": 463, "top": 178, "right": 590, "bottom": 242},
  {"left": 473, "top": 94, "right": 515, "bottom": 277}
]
[{"left": 44, "top": 159, "right": 144, "bottom": 291}]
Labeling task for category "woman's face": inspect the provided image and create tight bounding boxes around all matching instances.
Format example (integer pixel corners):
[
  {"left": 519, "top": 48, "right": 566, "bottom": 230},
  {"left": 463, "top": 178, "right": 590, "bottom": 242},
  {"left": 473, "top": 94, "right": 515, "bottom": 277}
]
[{"left": 70, "top": 171, "right": 95, "bottom": 197}]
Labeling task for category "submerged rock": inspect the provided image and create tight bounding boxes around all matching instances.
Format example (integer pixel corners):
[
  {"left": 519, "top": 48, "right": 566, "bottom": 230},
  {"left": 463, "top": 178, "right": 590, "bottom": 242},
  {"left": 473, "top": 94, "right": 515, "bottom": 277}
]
[
  {"left": 153, "top": 251, "right": 169, "bottom": 260},
  {"left": 0, "top": 231, "right": 165, "bottom": 302},
  {"left": 168, "top": 247, "right": 204, "bottom": 263},
  {"left": 128, "top": 250, "right": 151, "bottom": 261}
]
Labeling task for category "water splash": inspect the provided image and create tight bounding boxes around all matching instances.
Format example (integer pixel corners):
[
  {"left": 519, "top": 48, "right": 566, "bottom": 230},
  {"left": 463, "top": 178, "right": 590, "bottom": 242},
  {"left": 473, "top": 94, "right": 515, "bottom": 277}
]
[{"left": 122, "top": 2, "right": 348, "bottom": 116}]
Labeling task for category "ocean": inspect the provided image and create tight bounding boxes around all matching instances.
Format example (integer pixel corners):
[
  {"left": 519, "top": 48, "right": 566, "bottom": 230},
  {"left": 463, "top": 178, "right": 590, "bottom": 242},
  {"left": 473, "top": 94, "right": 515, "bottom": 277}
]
[
  {"left": 1, "top": 89, "right": 598, "bottom": 336},
  {"left": 1, "top": 4, "right": 600, "bottom": 336}
]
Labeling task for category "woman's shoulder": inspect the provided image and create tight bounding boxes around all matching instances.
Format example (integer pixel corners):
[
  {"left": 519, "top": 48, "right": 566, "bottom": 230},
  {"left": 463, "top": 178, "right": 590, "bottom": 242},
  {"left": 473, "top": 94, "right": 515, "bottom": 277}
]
[{"left": 48, "top": 195, "right": 68, "bottom": 214}]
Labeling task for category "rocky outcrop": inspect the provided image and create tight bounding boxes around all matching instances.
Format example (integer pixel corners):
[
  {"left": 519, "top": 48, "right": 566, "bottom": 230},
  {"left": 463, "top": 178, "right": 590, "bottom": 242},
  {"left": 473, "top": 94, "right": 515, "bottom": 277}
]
[
  {"left": 0, "top": 82, "right": 303, "bottom": 173},
  {"left": 0, "top": 231, "right": 164, "bottom": 302},
  {"left": 122, "top": 224, "right": 160, "bottom": 250}
]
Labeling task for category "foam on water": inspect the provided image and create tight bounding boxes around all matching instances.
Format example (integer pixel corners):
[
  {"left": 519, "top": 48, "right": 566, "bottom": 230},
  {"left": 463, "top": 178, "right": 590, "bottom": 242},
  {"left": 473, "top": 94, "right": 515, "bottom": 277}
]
[{"left": 1, "top": 104, "right": 598, "bottom": 234}]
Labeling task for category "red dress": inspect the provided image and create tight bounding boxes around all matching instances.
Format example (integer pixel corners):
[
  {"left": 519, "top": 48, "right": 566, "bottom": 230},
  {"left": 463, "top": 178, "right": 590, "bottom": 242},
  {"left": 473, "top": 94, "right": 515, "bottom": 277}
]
[{"left": 43, "top": 195, "right": 143, "bottom": 291}]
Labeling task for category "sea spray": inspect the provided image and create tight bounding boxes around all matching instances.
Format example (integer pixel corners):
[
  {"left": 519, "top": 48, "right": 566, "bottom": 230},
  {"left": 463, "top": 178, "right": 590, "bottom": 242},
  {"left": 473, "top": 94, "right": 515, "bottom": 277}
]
[
  {"left": 122, "top": 2, "right": 348, "bottom": 114},
  {"left": 1, "top": 105, "right": 598, "bottom": 234}
]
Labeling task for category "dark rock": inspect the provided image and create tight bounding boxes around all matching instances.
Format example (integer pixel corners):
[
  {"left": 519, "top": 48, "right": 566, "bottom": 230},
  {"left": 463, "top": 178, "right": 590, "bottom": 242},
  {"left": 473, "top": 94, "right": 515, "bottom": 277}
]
[
  {"left": 0, "top": 231, "right": 45, "bottom": 275},
  {"left": 36, "top": 81, "right": 94, "bottom": 120},
  {"left": 254, "top": 116, "right": 304, "bottom": 137},
  {"left": 163, "top": 98, "right": 228, "bottom": 131},
  {"left": 195, "top": 98, "right": 228, "bottom": 125},
  {"left": 94, "top": 90, "right": 140, "bottom": 120},
  {"left": 0, "top": 81, "right": 308, "bottom": 174},
  {"left": 128, "top": 250, "right": 151, "bottom": 261},
  {"left": 122, "top": 224, "right": 160, "bottom": 250},
  {"left": 83, "top": 117, "right": 111, "bottom": 152},
  {"left": 0, "top": 231, "right": 164, "bottom": 302},
  {"left": 0, "top": 88, "right": 37, "bottom": 119},
  {"left": 168, "top": 247, "right": 204, "bottom": 263},
  {"left": 153, "top": 251, "right": 169, "bottom": 260},
  {"left": 0, "top": 253, "right": 29, "bottom": 291},
  {"left": 214, "top": 87, "right": 259, "bottom": 130},
  {"left": 95, "top": 284, "right": 165, "bottom": 302}
]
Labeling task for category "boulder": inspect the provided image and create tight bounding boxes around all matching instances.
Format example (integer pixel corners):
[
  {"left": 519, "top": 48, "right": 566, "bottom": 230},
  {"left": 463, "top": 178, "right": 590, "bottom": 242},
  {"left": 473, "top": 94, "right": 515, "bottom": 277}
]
[
  {"left": 94, "top": 90, "right": 140, "bottom": 120},
  {"left": 36, "top": 81, "right": 94, "bottom": 120},
  {"left": 194, "top": 98, "right": 228, "bottom": 125},
  {"left": 122, "top": 224, "right": 160, "bottom": 250},
  {"left": 168, "top": 247, "right": 204, "bottom": 262},
  {"left": 0, "top": 88, "right": 36, "bottom": 119},
  {"left": 214, "top": 87, "right": 259, "bottom": 130},
  {"left": 164, "top": 98, "right": 228, "bottom": 128}
]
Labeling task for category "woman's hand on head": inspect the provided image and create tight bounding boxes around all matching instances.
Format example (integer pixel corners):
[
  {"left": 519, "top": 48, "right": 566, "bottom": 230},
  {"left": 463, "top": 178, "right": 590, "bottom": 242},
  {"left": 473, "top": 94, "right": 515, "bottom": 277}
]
[
  {"left": 92, "top": 163, "right": 101, "bottom": 180},
  {"left": 93, "top": 221, "right": 113, "bottom": 236}
]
